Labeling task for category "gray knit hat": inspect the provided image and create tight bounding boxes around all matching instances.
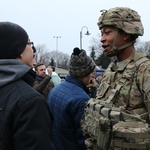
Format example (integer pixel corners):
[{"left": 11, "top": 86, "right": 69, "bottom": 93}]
[{"left": 69, "top": 47, "right": 95, "bottom": 78}]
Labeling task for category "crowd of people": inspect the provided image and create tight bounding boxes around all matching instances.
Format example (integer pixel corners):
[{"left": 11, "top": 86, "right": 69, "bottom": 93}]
[{"left": 0, "top": 6, "right": 149, "bottom": 150}]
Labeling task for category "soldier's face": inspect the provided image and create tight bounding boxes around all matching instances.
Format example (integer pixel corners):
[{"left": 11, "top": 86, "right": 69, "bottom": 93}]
[{"left": 100, "top": 27, "right": 127, "bottom": 55}]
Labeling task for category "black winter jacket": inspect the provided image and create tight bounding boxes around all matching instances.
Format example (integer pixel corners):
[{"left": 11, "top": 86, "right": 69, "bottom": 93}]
[{"left": 0, "top": 60, "right": 54, "bottom": 150}]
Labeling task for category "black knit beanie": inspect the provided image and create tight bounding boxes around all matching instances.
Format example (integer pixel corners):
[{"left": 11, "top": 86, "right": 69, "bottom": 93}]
[
  {"left": 0, "top": 22, "right": 28, "bottom": 59},
  {"left": 69, "top": 47, "right": 95, "bottom": 78}
]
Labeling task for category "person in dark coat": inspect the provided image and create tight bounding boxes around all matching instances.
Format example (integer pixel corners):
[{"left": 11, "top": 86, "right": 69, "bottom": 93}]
[
  {"left": 48, "top": 47, "right": 95, "bottom": 150},
  {"left": 0, "top": 22, "right": 54, "bottom": 150},
  {"left": 33, "top": 63, "right": 54, "bottom": 99}
]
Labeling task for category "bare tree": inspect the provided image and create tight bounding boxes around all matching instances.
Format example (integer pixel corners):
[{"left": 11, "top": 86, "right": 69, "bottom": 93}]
[
  {"left": 136, "top": 40, "right": 150, "bottom": 55},
  {"left": 56, "top": 52, "right": 70, "bottom": 69},
  {"left": 89, "top": 34, "right": 103, "bottom": 58},
  {"left": 35, "top": 44, "right": 50, "bottom": 64},
  {"left": 35, "top": 44, "right": 70, "bottom": 69}
]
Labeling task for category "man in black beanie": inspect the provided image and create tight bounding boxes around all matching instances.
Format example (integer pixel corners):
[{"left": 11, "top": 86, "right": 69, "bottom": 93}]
[
  {"left": 0, "top": 22, "right": 54, "bottom": 150},
  {"left": 48, "top": 47, "right": 95, "bottom": 150}
]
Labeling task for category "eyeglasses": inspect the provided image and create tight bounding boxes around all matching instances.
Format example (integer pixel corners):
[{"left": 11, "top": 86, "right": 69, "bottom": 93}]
[
  {"left": 27, "top": 41, "right": 36, "bottom": 53},
  {"left": 27, "top": 41, "right": 34, "bottom": 46}
]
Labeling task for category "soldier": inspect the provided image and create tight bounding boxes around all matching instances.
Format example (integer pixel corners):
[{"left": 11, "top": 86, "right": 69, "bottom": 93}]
[{"left": 81, "top": 7, "right": 150, "bottom": 150}]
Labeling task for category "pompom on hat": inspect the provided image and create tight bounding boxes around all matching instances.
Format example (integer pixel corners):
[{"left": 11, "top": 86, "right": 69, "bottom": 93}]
[
  {"left": 0, "top": 22, "right": 28, "bottom": 59},
  {"left": 69, "top": 47, "right": 95, "bottom": 78}
]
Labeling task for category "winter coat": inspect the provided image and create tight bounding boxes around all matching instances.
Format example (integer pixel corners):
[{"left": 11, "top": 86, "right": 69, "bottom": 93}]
[
  {"left": 33, "top": 74, "right": 54, "bottom": 99},
  {"left": 48, "top": 75, "right": 90, "bottom": 150},
  {"left": 0, "top": 60, "right": 54, "bottom": 150}
]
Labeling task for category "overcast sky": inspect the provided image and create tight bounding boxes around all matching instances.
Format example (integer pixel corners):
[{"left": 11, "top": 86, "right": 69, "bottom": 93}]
[{"left": 0, "top": 0, "right": 149, "bottom": 56}]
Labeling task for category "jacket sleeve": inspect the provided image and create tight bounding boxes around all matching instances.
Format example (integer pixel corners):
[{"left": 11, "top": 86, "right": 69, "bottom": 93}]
[
  {"left": 33, "top": 75, "right": 51, "bottom": 93},
  {"left": 13, "top": 95, "right": 55, "bottom": 150},
  {"left": 69, "top": 98, "right": 88, "bottom": 150},
  {"left": 142, "top": 66, "right": 150, "bottom": 120},
  {"left": 137, "top": 61, "right": 150, "bottom": 121}
]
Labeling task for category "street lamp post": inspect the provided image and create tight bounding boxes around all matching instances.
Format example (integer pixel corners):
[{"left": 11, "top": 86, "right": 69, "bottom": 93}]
[
  {"left": 80, "top": 26, "right": 91, "bottom": 49},
  {"left": 53, "top": 36, "right": 61, "bottom": 68}
]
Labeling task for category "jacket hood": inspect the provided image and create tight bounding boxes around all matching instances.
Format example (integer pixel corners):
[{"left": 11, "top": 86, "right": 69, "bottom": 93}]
[{"left": 0, "top": 59, "right": 31, "bottom": 87}]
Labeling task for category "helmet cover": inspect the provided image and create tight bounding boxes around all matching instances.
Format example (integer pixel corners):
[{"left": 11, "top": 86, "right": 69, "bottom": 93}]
[{"left": 97, "top": 7, "right": 144, "bottom": 36}]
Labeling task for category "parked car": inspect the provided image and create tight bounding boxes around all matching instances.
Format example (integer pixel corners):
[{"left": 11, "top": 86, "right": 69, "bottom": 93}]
[
  {"left": 51, "top": 72, "right": 62, "bottom": 86},
  {"left": 58, "top": 73, "right": 67, "bottom": 80}
]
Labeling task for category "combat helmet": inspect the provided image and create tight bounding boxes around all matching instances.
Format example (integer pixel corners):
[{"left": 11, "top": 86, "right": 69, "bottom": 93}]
[
  {"left": 97, "top": 7, "right": 144, "bottom": 36},
  {"left": 97, "top": 7, "right": 144, "bottom": 56}
]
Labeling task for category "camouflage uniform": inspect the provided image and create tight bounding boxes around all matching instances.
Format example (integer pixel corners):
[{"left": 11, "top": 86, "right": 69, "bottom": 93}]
[
  {"left": 97, "top": 51, "right": 150, "bottom": 122},
  {"left": 98, "top": 52, "right": 150, "bottom": 150},
  {"left": 81, "top": 7, "right": 150, "bottom": 150},
  {"left": 97, "top": 7, "right": 143, "bottom": 35}
]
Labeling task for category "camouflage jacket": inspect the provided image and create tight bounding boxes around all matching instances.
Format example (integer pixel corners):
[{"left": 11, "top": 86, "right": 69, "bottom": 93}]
[{"left": 96, "top": 51, "right": 150, "bottom": 122}]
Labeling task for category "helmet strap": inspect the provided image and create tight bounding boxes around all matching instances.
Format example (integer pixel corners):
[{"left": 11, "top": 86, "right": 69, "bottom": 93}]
[
  {"left": 106, "top": 30, "right": 118, "bottom": 56},
  {"left": 117, "top": 41, "right": 134, "bottom": 51},
  {"left": 107, "top": 30, "right": 135, "bottom": 56}
]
